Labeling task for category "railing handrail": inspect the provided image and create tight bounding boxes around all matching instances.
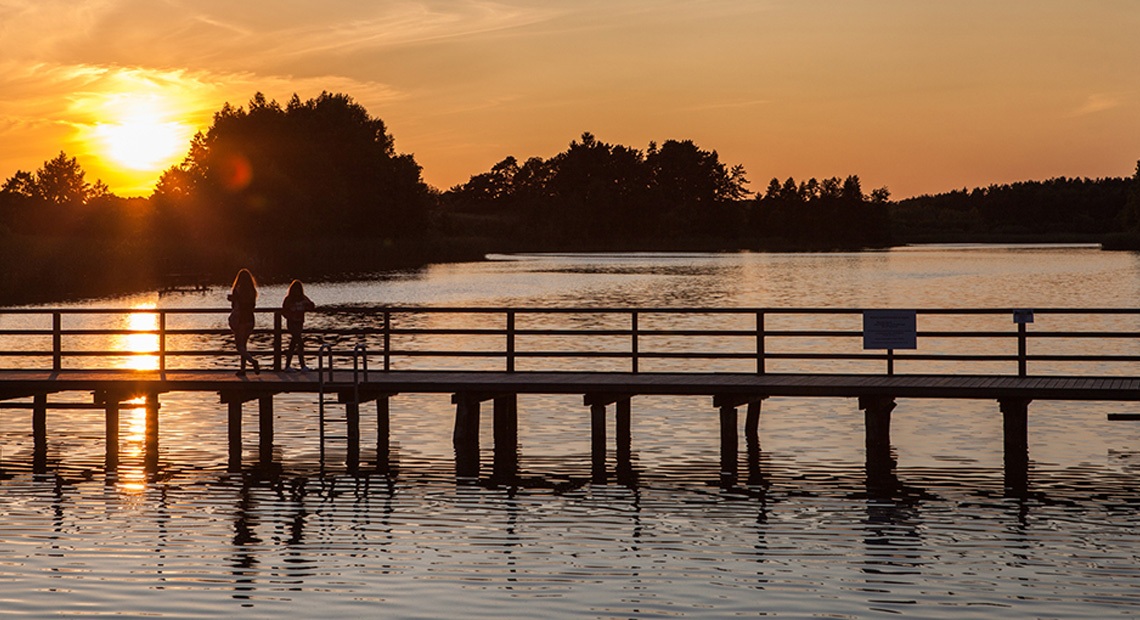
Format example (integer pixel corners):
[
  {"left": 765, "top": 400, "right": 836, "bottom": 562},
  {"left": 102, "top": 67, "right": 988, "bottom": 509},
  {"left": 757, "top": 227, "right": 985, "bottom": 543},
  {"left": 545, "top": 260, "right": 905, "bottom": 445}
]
[
  {"left": 1, "top": 306, "right": 1138, "bottom": 377},
  {"left": 3, "top": 305, "right": 1140, "bottom": 315}
]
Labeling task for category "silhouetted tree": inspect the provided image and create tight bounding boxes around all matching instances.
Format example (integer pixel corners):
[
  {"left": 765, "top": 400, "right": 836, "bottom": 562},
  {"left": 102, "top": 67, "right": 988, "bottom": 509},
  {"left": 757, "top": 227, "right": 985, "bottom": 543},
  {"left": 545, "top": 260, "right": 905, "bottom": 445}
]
[
  {"left": 443, "top": 133, "right": 749, "bottom": 246},
  {"left": 154, "top": 92, "right": 432, "bottom": 250},
  {"left": 1120, "top": 160, "right": 1140, "bottom": 232},
  {"left": 0, "top": 152, "right": 114, "bottom": 235},
  {"left": 894, "top": 175, "right": 1131, "bottom": 240},
  {"left": 1, "top": 152, "right": 108, "bottom": 208},
  {"left": 750, "top": 175, "right": 891, "bottom": 249}
]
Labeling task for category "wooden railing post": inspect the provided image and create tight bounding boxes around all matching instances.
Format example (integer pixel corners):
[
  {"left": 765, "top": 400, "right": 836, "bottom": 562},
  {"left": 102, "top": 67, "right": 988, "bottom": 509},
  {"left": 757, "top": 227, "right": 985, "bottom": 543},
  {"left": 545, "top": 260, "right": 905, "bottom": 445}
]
[
  {"left": 1017, "top": 322, "right": 1027, "bottom": 377},
  {"left": 756, "top": 311, "right": 766, "bottom": 374},
  {"left": 506, "top": 310, "right": 516, "bottom": 372},
  {"left": 52, "top": 311, "right": 62, "bottom": 371},
  {"left": 383, "top": 310, "right": 391, "bottom": 371},
  {"left": 272, "top": 311, "right": 283, "bottom": 371},
  {"left": 158, "top": 311, "right": 167, "bottom": 372},
  {"left": 631, "top": 311, "right": 639, "bottom": 373}
]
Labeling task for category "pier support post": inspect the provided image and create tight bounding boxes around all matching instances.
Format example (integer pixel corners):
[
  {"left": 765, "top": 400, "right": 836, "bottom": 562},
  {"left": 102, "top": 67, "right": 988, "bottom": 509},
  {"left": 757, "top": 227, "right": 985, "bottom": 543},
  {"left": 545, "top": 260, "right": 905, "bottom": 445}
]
[
  {"left": 452, "top": 393, "right": 482, "bottom": 481},
  {"left": 222, "top": 391, "right": 283, "bottom": 474},
  {"left": 339, "top": 389, "right": 396, "bottom": 475},
  {"left": 713, "top": 395, "right": 767, "bottom": 487},
  {"left": 144, "top": 393, "right": 160, "bottom": 474},
  {"left": 859, "top": 396, "right": 897, "bottom": 488},
  {"left": 227, "top": 400, "right": 242, "bottom": 472},
  {"left": 32, "top": 393, "right": 47, "bottom": 474},
  {"left": 719, "top": 403, "right": 739, "bottom": 483},
  {"left": 493, "top": 394, "right": 518, "bottom": 483},
  {"left": 745, "top": 400, "right": 764, "bottom": 487},
  {"left": 376, "top": 395, "right": 390, "bottom": 475},
  {"left": 105, "top": 401, "right": 120, "bottom": 471},
  {"left": 585, "top": 394, "right": 631, "bottom": 484},
  {"left": 999, "top": 397, "right": 1031, "bottom": 496},
  {"left": 615, "top": 397, "right": 633, "bottom": 483},
  {"left": 258, "top": 396, "right": 274, "bottom": 469},
  {"left": 345, "top": 400, "right": 360, "bottom": 474},
  {"left": 590, "top": 401, "right": 607, "bottom": 483}
]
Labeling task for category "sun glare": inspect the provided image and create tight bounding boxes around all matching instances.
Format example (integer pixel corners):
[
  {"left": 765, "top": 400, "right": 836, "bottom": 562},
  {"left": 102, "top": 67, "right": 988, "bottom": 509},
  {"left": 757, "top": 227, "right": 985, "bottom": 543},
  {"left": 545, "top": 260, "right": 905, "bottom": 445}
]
[{"left": 95, "top": 98, "right": 190, "bottom": 171}]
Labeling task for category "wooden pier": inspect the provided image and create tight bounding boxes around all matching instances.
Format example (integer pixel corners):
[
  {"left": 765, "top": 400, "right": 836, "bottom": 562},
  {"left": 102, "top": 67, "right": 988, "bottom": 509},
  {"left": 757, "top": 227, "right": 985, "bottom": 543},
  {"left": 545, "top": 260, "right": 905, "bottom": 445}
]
[{"left": 2, "top": 306, "right": 1139, "bottom": 489}]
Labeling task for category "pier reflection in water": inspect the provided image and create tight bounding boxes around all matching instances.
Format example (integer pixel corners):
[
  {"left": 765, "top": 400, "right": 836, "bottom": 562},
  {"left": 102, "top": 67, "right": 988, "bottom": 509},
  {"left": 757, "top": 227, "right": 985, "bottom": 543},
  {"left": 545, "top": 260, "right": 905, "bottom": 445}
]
[{"left": 2, "top": 247, "right": 1140, "bottom": 617}]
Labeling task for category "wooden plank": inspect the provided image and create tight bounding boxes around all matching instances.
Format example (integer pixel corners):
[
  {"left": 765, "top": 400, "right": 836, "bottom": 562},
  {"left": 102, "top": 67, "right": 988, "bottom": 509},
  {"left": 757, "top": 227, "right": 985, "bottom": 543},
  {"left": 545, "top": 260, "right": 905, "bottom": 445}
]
[{"left": 4, "top": 368, "right": 1140, "bottom": 402}]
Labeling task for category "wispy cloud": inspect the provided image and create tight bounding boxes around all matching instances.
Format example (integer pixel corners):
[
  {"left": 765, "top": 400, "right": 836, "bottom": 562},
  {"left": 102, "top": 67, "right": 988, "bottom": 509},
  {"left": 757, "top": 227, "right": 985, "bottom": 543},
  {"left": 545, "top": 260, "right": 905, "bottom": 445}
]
[
  {"left": 0, "top": 0, "right": 562, "bottom": 73},
  {"left": 1071, "top": 93, "right": 1124, "bottom": 117}
]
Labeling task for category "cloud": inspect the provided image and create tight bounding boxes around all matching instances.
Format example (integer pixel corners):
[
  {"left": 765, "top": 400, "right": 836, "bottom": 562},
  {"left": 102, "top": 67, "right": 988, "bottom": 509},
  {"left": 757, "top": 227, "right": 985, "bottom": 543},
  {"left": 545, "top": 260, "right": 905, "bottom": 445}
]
[
  {"left": 0, "top": 0, "right": 561, "bottom": 74},
  {"left": 1071, "top": 93, "right": 1123, "bottom": 117}
]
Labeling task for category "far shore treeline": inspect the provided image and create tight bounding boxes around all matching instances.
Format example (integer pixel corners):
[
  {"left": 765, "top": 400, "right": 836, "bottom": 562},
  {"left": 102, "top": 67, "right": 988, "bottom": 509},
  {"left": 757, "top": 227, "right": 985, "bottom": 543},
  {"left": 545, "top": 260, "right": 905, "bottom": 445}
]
[{"left": 2, "top": 91, "right": 1139, "bottom": 306}]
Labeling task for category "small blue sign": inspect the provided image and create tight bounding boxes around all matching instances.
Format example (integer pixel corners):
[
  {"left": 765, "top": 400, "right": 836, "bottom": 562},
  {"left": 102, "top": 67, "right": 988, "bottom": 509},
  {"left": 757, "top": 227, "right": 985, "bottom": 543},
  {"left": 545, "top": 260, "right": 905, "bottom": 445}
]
[{"left": 863, "top": 310, "right": 918, "bottom": 350}]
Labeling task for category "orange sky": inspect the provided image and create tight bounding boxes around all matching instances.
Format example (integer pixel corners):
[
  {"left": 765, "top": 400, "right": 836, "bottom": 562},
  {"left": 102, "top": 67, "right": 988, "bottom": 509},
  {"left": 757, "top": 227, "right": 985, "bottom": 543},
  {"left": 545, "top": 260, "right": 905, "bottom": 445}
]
[{"left": 0, "top": 1, "right": 1137, "bottom": 198}]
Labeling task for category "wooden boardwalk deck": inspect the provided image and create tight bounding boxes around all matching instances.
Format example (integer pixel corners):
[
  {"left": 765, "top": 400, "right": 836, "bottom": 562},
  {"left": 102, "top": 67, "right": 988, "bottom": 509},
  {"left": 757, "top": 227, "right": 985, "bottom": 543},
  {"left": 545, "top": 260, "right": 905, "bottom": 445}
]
[
  {"left": 3, "top": 305, "right": 1139, "bottom": 486},
  {"left": 3, "top": 369, "right": 1139, "bottom": 401}
]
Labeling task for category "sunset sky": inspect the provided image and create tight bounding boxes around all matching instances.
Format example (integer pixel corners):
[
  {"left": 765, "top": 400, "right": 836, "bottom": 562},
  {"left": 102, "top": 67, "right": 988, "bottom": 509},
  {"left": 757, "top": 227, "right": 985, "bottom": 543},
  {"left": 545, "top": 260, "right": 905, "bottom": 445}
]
[{"left": 1, "top": 0, "right": 1137, "bottom": 198}]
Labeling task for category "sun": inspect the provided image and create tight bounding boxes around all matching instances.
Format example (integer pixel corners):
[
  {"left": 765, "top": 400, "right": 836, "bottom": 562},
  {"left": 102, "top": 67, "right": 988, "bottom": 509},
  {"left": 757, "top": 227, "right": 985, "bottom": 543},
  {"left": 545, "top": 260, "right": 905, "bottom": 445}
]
[{"left": 95, "top": 98, "right": 190, "bottom": 171}]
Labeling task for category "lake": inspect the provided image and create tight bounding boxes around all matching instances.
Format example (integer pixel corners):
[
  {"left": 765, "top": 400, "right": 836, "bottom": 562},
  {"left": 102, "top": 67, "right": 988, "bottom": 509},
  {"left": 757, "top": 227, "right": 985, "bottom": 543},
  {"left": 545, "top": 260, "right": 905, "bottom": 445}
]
[{"left": 2, "top": 245, "right": 1140, "bottom": 618}]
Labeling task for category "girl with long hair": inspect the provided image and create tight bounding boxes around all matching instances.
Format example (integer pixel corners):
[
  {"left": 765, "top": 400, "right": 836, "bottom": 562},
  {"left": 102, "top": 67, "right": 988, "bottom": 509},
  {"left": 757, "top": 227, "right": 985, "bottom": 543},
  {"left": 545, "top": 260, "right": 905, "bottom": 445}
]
[
  {"left": 282, "top": 279, "right": 316, "bottom": 370},
  {"left": 228, "top": 268, "right": 259, "bottom": 375}
]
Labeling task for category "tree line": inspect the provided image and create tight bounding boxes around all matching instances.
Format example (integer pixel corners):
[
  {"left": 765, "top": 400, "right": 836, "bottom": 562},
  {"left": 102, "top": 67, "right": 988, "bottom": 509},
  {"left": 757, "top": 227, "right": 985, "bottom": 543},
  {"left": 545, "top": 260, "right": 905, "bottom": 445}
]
[
  {"left": 2, "top": 90, "right": 1139, "bottom": 304},
  {"left": 443, "top": 132, "right": 896, "bottom": 251},
  {"left": 893, "top": 173, "right": 1137, "bottom": 242}
]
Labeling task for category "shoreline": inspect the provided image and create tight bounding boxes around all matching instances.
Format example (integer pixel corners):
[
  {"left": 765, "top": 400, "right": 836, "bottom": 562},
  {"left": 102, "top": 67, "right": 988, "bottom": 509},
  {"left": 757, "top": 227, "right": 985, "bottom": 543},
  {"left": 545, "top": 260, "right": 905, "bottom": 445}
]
[{"left": 1, "top": 235, "right": 1124, "bottom": 308}]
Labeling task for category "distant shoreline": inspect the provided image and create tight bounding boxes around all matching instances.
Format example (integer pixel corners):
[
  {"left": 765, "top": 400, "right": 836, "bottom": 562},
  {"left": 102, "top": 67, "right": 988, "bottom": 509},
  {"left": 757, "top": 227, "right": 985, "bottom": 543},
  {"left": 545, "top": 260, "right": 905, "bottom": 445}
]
[{"left": 1, "top": 234, "right": 1127, "bottom": 308}]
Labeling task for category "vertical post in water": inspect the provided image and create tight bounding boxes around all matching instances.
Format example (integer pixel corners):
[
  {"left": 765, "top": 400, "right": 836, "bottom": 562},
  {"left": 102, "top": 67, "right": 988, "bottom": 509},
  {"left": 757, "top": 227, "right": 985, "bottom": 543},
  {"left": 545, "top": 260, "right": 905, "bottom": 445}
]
[
  {"left": 583, "top": 396, "right": 611, "bottom": 483},
  {"left": 859, "top": 396, "right": 897, "bottom": 489},
  {"left": 452, "top": 394, "right": 481, "bottom": 481},
  {"left": 105, "top": 401, "right": 120, "bottom": 471},
  {"left": 718, "top": 403, "right": 738, "bottom": 485},
  {"left": 346, "top": 400, "right": 360, "bottom": 474},
  {"left": 376, "top": 395, "right": 391, "bottom": 475},
  {"left": 1000, "top": 397, "right": 1031, "bottom": 497},
  {"left": 258, "top": 395, "right": 274, "bottom": 468},
  {"left": 227, "top": 399, "right": 243, "bottom": 472},
  {"left": 745, "top": 400, "right": 764, "bottom": 486},
  {"left": 144, "top": 393, "right": 159, "bottom": 474},
  {"left": 492, "top": 394, "right": 518, "bottom": 483},
  {"left": 616, "top": 397, "right": 632, "bottom": 482},
  {"left": 33, "top": 393, "right": 47, "bottom": 474}
]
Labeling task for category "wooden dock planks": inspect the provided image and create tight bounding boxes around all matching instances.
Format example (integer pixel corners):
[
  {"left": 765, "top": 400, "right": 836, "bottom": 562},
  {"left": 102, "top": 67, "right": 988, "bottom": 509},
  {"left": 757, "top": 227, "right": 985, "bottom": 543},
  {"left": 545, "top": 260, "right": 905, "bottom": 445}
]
[{"left": 2, "top": 369, "right": 1139, "bottom": 403}]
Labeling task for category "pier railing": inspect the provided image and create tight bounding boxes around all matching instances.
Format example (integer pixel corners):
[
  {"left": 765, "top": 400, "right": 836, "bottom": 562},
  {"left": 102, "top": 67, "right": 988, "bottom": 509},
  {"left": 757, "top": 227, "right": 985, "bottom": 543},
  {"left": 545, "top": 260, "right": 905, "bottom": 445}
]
[{"left": 1, "top": 306, "right": 1138, "bottom": 376}]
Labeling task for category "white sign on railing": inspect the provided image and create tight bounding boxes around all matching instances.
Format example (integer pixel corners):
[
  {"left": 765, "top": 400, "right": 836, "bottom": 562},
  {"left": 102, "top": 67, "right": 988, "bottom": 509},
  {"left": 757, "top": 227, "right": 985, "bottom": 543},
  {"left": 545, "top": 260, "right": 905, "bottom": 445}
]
[{"left": 862, "top": 310, "right": 917, "bottom": 350}]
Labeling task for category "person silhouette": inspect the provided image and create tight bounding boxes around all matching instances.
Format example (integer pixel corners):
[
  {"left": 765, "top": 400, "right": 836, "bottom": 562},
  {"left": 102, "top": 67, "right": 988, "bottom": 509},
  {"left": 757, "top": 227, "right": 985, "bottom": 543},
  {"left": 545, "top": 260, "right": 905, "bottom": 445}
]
[
  {"left": 281, "top": 279, "right": 316, "bottom": 370},
  {"left": 228, "top": 268, "right": 260, "bottom": 376}
]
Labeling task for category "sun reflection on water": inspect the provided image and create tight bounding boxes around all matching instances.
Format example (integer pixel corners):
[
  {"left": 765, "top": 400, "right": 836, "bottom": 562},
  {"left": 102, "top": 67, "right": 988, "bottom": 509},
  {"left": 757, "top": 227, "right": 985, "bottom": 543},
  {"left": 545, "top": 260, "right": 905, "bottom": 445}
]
[
  {"left": 121, "top": 304, "right": 159, "bottom": 371},
  {"left": 118, "top": 397, "right": 149, "bottom": 493}
]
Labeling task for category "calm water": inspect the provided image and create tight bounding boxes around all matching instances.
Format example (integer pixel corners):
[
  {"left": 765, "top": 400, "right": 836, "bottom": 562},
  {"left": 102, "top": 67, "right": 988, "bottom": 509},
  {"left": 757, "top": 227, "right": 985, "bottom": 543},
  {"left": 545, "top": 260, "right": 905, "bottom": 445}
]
[{"left": 3, "top": 245, "right": 1140, "bottom": 618}]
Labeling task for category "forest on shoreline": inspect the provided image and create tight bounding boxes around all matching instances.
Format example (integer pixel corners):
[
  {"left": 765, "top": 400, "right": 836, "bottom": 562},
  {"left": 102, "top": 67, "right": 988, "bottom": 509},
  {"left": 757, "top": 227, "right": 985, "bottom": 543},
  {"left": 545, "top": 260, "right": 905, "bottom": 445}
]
[{"left": 2, "top": 91, "right": 1139, "bottom": 306}]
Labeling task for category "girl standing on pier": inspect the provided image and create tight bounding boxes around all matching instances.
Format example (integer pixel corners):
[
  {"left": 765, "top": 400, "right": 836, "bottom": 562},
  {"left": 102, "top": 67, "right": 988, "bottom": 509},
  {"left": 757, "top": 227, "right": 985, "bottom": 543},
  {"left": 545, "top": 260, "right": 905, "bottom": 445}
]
[
  {"left": 228, "top": 268, "right": 259, "bottom": 376},
  {"left": 282, "top": 279, "right": 316, "bottom": 370}
]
